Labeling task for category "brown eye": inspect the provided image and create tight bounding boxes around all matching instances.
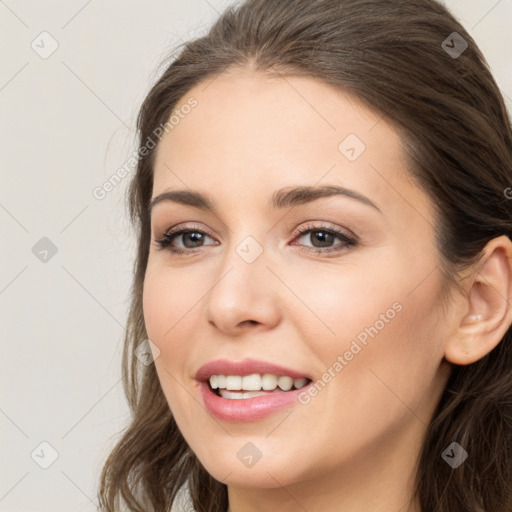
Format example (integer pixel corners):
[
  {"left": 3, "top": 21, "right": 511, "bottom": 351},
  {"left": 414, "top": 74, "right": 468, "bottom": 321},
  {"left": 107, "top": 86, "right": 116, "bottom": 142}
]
[
  {"left": 291, "top": 223, "right": 357, "bottom": 255},
  {"left": 154, "top": 225, "right": 218, "bottom": 255}
]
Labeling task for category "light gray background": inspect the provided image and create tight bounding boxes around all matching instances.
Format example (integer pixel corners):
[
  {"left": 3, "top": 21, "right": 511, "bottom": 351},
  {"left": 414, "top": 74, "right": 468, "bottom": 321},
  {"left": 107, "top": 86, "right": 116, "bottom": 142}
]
[{"left": 0, "top": 1, "right": 511, "bottom": 511}]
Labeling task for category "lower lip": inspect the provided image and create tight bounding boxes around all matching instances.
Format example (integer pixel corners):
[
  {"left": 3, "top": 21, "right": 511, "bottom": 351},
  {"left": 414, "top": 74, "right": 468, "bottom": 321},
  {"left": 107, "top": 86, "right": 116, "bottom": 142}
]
[{"left": 199, "top": 381, "right": 311, "bottom": 422}]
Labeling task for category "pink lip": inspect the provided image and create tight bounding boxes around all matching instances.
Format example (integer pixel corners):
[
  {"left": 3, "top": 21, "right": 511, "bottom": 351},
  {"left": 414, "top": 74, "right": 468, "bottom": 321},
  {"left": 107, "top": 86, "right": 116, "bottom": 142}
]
[
  {"left": 199, "top": 381, "right": 313, "bottom": 422},
  {"left": 195, "top": 358, "right": 312, "bottom": 381},
  {"left": 195, "top": 358, "right": 313, "bottom": 422}
]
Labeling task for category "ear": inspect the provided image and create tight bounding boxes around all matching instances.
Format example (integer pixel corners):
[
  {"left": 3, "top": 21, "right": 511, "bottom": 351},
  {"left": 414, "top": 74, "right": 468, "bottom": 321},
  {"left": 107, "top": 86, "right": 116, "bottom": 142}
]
[{"left": 444, "top": 235, "right": 512, "bottom": 366}]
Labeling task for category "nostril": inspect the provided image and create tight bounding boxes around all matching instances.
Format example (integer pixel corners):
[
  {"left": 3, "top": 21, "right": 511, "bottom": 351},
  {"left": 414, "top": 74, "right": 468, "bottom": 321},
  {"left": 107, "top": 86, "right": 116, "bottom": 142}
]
[{"left": 241, "top": 320, "right": 258, "bottom": 326}]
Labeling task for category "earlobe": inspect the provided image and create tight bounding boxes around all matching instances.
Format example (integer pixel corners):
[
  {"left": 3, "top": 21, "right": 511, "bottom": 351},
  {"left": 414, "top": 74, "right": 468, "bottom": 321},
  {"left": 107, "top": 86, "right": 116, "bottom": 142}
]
[{"left": 444, "top": 235, "right": 512, "bottom": 366}]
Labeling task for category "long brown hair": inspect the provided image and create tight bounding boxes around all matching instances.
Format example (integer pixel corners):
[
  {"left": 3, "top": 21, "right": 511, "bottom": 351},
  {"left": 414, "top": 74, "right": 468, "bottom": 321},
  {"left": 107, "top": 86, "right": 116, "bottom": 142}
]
[{"left": 98, "top": 1, "right": 512, "bottom": 510}]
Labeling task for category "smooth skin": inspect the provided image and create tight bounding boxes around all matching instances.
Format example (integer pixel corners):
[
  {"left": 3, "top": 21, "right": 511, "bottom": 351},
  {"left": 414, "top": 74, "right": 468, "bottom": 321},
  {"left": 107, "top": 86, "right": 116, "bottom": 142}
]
[{"left": 142, "top": 67, "right": 512, "bottom": 512}]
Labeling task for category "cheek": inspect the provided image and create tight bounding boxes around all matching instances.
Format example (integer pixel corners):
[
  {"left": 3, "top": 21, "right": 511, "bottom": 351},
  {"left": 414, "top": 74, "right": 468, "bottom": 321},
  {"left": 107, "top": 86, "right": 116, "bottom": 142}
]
[
  {"left": 142, "top": 265, "right": 201, "bottom": 425},
  {"left": 143, "top": 262, "right": 196, "bottom": 340},
  {"left": 142, "top": 263, "right": 199, "bottom": 377},
  {"left": 291, "top": 251, "right": 446, "bottom": 396},
  {"left": 142, "top": 272, "right": 168, "bottom": 341},
  {"left": 279, "top": 265, "right": 446, "bottom": 471},
  {"left": 285, "top": 258, "right": 404, "bottom": 349}
]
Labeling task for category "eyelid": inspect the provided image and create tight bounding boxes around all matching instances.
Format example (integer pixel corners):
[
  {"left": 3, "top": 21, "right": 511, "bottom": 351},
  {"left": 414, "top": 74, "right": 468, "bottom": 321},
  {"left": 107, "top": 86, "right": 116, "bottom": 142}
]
[
  {"left": 155, "top": 222, "right": 215, "bottom": 240},
  {"left": 154, "top": 220, "right": 358, "bottom": 257},
  {"left": 153, "top": 222, "right": 218, "bottom": 255},
  {"left": 290, "top": 222, "right": 358, "bottom": 255},
  {"left": 290, "top": 221, "right": 357, "bottom": 242},
  {"left": 155, "top": 220, "right": 355, "bottom": 241}
]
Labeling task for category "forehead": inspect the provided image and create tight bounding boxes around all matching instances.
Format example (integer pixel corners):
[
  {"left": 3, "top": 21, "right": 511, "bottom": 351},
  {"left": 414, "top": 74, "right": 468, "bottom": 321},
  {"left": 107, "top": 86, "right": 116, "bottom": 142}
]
[
  {"left": 156, "top": 69, "right": 393, "bottom": 164},
  {"left": 151, "top": 69, "right": 428, "bottom": 221}
]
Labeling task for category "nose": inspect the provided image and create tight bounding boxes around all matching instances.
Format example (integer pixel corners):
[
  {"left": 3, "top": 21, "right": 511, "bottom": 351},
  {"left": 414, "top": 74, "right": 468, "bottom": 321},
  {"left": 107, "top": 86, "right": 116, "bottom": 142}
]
[{"left": 203, "top": 242, "right": 282, "bottom": 336}]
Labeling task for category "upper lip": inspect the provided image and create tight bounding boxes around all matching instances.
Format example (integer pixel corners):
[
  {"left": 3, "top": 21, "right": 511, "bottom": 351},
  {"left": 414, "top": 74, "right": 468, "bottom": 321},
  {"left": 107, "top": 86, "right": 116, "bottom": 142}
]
[{"left": 195, "top": 358, "right": 312, "bottom": 382}]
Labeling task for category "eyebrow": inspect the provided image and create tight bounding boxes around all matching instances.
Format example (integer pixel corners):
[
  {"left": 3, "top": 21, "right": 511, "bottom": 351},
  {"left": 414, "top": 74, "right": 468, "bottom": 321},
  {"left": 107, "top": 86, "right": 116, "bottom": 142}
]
[{"left": 149, "top": 185, "right": 381, "bottom": 214}]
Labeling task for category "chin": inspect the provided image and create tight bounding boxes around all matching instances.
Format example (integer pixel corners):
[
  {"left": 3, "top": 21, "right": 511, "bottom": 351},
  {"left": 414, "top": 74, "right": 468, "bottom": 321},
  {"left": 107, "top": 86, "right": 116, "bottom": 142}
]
[
  {"left": 205, "top": 461, "right": 299, "bottom": 488},
  {"left": 192, "top": 441, "right": 311, "bottom": 488}
]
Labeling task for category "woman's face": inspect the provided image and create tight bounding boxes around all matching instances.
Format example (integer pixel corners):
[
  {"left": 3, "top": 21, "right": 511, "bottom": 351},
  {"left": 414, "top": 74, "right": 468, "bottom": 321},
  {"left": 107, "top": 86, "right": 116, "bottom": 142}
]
[{"left": 143, "top": 69, "right": 454, "bottom": 494}]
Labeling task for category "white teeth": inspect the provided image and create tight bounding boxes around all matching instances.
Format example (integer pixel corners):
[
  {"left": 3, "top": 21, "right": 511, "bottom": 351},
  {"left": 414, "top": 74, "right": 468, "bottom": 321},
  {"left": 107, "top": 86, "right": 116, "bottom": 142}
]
[
  {"left": 277, "top": 376, "right": 293, "bottom": 391},
  {"left": 242, "top": 373, "right": 262, "bottom": 391},
  {"left": 261, "top": 374, "right": 278, "bottom": 390},
  {"left": 219, "top": 389, "right": 285, "bottom": 399},
  {"left": 208, "top": 374, "right": 310, "bottom": 392},
  {"left": 217, "top": 375, "right": 226, "bottom": 388},
  {"left": 293, "top": 377, "right": 307, "bottom": 389},
  {"left": 225, "top": 376, "right": 242, "bottom": 390}
]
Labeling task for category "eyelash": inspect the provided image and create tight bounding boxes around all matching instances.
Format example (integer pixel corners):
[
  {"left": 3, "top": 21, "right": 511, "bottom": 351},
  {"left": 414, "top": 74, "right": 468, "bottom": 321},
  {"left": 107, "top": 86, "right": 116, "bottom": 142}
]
[{"left": 154, "top": 222, "right": 357, "bottom": 256}]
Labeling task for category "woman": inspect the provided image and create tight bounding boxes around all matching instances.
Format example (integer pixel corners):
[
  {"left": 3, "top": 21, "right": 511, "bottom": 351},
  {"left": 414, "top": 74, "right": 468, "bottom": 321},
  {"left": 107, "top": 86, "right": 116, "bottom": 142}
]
[{"left": 98, "top": 0, "right": 512, "bottom": 510}]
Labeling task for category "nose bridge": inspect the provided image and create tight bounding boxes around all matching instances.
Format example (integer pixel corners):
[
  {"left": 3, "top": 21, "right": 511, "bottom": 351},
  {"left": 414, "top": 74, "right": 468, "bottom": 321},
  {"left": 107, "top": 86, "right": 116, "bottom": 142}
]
[{"left": 204, "top": 231, "right": 281, "bottom": 331}]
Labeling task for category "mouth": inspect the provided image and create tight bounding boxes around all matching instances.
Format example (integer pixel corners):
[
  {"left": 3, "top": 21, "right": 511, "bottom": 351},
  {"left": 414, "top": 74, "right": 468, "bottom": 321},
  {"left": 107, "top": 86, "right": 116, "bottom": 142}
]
[
  {"left": 208, "top": 373, "right": 312, "bottom": 399},
  {"left": 195, "top": 358, "right": 314, "bottom": 421}
]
